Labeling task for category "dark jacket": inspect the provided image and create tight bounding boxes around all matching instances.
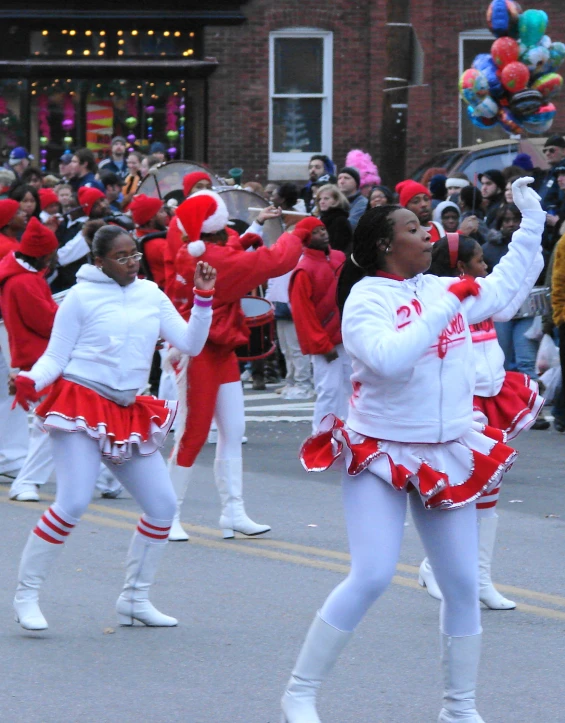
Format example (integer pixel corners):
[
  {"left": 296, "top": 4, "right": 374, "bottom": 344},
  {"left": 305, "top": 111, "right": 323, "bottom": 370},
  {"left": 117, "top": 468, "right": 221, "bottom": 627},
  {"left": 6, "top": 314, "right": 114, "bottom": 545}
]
[
  {"left": 482, "top": 230, "right": 510, "bottom": 272},
  {"left": 320, "top": 206, "right": 353, "bottom": 255}
]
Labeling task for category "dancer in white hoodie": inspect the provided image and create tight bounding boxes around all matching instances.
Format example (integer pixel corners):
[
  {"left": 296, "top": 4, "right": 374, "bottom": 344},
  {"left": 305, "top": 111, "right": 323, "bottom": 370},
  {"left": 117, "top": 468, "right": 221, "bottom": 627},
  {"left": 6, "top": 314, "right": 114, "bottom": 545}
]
[
  {"left": 417, "top": 232, "right": 544, "bottom": 611},
  {"left": 11, "top": 225, "right": 215, "bottom": 632},
  {"left": 280, "top": 178, "right": 544, "bottom": 723}
]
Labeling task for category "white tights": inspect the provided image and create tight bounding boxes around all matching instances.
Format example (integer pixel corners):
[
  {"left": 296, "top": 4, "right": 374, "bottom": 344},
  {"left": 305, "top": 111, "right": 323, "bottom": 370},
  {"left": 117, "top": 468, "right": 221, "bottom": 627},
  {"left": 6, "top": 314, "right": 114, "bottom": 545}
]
[
  {"left": 320, "top": 469, "right": 481, "bottom": 637},
  {"left": 214, "top": 381, "right": 246, "bottom": 460},
  {"left": 49, "top": 430, "right": 176, "bottom": 523}
]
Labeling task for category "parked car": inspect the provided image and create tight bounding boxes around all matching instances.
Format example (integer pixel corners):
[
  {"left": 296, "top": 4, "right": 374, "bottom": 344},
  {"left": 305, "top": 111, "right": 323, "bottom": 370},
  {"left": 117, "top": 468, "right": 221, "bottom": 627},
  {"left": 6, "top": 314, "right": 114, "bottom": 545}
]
[{"left": 410, "top": 137, "right": 551, "bottom": 183}]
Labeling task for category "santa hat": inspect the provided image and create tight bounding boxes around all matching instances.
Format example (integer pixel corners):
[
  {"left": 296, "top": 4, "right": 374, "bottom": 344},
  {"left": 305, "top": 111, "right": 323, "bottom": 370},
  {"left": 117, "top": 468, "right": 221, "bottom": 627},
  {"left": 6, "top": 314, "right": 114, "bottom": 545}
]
[
  {"left": 345, "top": 150, "right": 381, "bottom": 187},
  {"left": 395, "top": 180, "right": 430, "bottom": 207},
  {"left": 78, "top": 186, "right": 105, "bottom": 216},
  {"left": 294, "top": 216, "right": 325, "bottom": 244},
  {"left": 129, "top": 194, "right": 163, "bottom": 227},
  {"left": 182, "top": 171, "right": 211, "bottom": 198},
  {"left": 176, "top": 190, "right": 229, "bottom": 257},
  {"left": 0, "top": 199, "right": 20, "bottom": 229},
  {"left": 38, "top": 187, "right": 60, "bottom": 211},
  {"left": 19, "top": 217, "right": 59, "bottom": 257}
]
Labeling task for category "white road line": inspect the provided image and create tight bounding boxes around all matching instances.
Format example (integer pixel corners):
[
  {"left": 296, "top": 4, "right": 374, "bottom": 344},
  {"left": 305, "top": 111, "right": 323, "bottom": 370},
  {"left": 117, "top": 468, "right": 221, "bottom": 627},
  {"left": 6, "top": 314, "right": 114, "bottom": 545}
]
[
  {"left": 245, "top": 403, "right": 315, "bottom": 412},
  {"left": 245, "top": 416, "right": 312, "bottom": 422}
]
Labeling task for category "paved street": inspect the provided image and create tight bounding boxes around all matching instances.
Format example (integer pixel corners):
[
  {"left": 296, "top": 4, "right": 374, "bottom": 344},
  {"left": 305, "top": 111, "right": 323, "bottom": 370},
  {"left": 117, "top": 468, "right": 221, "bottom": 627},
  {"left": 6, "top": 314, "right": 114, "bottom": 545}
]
[{"left": 0, "top": 384, "right": 564, "bottom": 722}]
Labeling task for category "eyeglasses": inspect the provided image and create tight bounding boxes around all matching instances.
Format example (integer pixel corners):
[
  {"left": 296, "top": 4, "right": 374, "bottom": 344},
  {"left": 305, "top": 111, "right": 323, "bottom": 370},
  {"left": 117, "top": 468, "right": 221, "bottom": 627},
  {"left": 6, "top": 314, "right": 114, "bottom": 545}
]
[
  {"left": 109, "top": 252, "right": 143, "bottom": 265},
  {"left": 543, "top": 147, "right": 559, "bottom": 154}
]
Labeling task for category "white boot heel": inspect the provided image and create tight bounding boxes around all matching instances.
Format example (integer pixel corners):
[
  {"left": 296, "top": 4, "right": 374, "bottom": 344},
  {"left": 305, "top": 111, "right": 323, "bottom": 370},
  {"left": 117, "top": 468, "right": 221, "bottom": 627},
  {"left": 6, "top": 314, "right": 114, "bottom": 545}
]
[
  {"left": 222, "top": 528, "right": 235, "bottom": 539},
  {"left": 13, "top": 598, "right": 48, "bottom": 630},
  {"left": 117, "top": 612, "right": 134, "bottom": 626}
]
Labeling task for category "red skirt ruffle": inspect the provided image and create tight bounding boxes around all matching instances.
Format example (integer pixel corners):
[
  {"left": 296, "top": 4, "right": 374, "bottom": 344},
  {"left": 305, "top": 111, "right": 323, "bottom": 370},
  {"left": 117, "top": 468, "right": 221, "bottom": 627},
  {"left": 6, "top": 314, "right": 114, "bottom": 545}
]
[
  {"left": 35, "top": 379, "right": 177, "bottom": 463},
  {"left": 473, "top": 371, "right": 543, "bottom": 441},
  {"left": 300, "top": 415, "right": 516, "bottom": 510}
]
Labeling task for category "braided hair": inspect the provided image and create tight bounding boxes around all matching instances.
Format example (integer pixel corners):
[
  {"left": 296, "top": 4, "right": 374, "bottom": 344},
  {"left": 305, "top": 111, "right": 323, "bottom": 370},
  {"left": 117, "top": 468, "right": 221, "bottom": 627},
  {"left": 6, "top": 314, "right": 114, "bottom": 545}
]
[{"left": 337, "top": 204, "right": 400, "bottom": 315}]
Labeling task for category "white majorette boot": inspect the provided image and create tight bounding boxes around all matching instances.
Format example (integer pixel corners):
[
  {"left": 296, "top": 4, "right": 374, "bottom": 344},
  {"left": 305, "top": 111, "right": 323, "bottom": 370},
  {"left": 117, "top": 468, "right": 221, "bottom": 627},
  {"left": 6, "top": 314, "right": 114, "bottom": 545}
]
[
  {"left": 168, "top": 462, "right": 192, "bottom": 541},
  {"left": 438, "top": 633, "right": 485, "bottom": 723},
  {"left": 14, "top": 506, "right": 76, "bottom": 630},
  {"left": 116, "top": 518, "right": 177, "bottom": 626},
  {"left": 281, "top": 612, "right": 352, "bottom": 723},
  {"left": 478, "top": 515, "right": 516, "bottom": 610},
  {"left": 418, "top": 557, "right": 443, "bottom": 601},
  {"left": 214, "top": 457, "right": 270, "bottom": 539}
]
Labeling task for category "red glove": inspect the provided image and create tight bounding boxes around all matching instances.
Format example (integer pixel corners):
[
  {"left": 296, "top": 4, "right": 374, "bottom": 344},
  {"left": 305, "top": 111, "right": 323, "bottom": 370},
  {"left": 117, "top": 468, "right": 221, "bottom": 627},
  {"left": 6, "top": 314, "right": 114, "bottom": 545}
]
[
  {"left": 447, "top": 275, "right": 481, "bottom": 302},
  {"left": 11, "top": 375, "right": 40, "bottom": 411},
  {"left": 292, "top": 227, "right": 312, "bottom": 244}
]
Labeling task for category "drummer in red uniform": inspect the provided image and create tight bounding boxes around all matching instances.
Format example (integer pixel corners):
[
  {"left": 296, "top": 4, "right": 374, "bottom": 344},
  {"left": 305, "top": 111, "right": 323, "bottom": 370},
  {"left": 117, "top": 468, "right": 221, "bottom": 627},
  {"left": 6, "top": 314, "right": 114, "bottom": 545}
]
[
  {"left": 167, "top": 190, "right": 305, "bottom": 541},
  {"left": 129, "top": 194, "right": 169, "bottom": 289}
]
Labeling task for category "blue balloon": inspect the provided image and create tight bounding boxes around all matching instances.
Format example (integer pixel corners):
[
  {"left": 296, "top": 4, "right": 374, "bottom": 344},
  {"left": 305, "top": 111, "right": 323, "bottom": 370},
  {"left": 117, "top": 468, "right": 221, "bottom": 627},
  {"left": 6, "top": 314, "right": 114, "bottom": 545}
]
[
  {"left": 489, "top": 0, "right": 510, "bottom": 37},
  {"left": 466, "top": 105, "right": 499, "bottom": 129},
  {"left": 472, "top": 54, "right": 504, "bottom": 98}
]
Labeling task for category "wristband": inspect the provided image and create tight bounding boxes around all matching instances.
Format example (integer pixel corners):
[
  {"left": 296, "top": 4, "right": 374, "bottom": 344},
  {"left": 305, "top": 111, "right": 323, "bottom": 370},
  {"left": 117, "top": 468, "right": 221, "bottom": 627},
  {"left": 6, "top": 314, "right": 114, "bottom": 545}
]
[
  {"left": 194, "top": 296, "right": 213, "bottom": 308},
  {"left": 193, "top": 287, "right": 214, "bottom": 298}
]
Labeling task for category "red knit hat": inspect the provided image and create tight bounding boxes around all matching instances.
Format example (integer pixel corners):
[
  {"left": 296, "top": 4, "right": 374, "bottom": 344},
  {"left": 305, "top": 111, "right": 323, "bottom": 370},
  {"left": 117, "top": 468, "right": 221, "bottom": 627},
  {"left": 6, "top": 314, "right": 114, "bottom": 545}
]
[
  {"left": 129, "top": 194, "right": 163, "bottom": 227},
  {"left": 176, "top": 190, "right": 229, "bottom": 257},
  {"left": 78, "top": 186, "right": 106, "bottom": 216},
  {"left": 395, "top": 180, "right": 430, "bottom": 207},
  {"left": 38, "top": 188, "right": 60, "bottom": 211},
  {"left": 182, "top": 171, "right": 211, "bottom": 198},
  {"left": 19, "top": 217, "right": 59, "bottom": 257},
  {"left": 294, "top": 216, "right": 325, "bottom": 243},
  {"left": 0, "top": 199, "right": 20, "bottom": 229}
]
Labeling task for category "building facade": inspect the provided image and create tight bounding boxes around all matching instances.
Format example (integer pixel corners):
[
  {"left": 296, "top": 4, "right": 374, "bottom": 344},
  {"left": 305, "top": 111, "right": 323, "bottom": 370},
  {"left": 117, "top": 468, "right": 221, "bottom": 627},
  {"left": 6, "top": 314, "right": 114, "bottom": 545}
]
[{"left": 1, "top": 0, "right": 563, "bottom": 184}]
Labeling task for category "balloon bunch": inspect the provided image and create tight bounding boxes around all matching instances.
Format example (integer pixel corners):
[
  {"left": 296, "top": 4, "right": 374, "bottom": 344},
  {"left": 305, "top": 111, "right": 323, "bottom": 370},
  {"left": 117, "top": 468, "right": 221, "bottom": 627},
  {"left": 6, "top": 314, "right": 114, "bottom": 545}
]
[
  {"left": 125, "top": 97, "right": 138, "bottom": 152},
  {"left": 459, "top": 0, "right": 564, "bottom": 136},
  {"left": 62, "top": 94, "right": 75, "bottom": 148},
  {"left": 166, "top": 95, "right": 179, "bottom": 159}
]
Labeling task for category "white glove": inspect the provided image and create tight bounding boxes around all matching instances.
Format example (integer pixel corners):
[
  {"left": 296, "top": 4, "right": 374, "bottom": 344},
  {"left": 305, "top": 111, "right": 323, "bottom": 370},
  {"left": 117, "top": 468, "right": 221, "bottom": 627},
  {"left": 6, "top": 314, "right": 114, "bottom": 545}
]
[{"left": 511, "top": 176, "right": 543, "bottom": 214}]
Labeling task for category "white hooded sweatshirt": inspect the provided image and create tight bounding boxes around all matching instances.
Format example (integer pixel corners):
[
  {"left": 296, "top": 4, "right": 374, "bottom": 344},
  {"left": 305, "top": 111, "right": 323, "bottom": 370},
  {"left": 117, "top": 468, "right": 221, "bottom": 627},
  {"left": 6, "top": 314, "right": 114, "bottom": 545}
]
[
  {"left": 24, "top": 264, "right": 212, "bottom": 393},
  {"left": 342, "top": 209, "right": 545, "bottom": 443}
]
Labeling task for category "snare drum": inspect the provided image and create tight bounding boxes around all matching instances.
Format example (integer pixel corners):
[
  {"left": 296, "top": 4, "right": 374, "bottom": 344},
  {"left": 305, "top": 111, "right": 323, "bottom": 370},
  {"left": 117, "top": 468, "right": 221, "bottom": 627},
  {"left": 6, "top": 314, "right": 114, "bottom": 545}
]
[
  {"left": 512, "top": 286, "right": 551, "bottom": 319},
  {"left": 235, "top": 297, "right": 276, "bottom": 361}
]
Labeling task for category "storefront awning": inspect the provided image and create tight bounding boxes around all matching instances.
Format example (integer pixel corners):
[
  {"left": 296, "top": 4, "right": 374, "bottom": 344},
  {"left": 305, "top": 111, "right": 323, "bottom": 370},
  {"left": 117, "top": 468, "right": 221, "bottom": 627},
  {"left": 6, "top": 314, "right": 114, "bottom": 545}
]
[{"left": 0, "top": 58, "right": 219, "bottom": 79}]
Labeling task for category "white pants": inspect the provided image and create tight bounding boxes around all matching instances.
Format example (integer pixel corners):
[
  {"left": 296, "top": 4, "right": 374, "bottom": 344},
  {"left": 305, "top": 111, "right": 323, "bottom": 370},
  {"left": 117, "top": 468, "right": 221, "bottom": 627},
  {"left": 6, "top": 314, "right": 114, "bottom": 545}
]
[
  {"left": 11, "top": 416, "right": 53, "bottom": 489},
  {"left": 215, "top": 382, "right": 246, "bottom": 460},
  {"left": 276, "top": 320, "right": 312, "bottom": 387},
  {"left": 0, "top": 352, "right": 29, "bottom": 474},
  {"left": 320, "top": 469, "right": 481, "bottom": 637},
  {"left": 311, "top": 344, "right": 353, "bottom": 432},
  {"left": 49, "top": 430, "right": 176, "bottom": 522}
]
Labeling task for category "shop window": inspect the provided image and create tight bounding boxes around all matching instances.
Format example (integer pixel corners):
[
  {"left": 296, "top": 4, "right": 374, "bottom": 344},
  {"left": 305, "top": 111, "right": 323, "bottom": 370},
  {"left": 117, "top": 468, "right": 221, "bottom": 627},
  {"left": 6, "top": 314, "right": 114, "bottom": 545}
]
[
  {"left": 30, "top": 28, "right": 198, "bottom": 58},
  {"left": 459, "top": 30, "right": 508, "bottom": 146},
  {"left": 269, "top": 29, "right": 333, "bottom": 179}
]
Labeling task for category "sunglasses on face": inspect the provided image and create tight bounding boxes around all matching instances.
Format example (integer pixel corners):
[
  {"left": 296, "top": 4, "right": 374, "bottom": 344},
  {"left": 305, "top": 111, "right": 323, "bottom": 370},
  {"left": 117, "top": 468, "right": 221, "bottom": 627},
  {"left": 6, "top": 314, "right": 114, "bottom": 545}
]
[{"left": 543, "top": 147, "right": 559, "bottom": 154}]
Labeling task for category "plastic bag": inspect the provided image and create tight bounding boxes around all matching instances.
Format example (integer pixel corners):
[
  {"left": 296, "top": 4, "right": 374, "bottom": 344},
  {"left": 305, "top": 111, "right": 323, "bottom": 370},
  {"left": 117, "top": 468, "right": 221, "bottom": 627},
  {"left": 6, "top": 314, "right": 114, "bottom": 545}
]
[
  {"left": 524, "top": 315, "right": 543, "bottom": 342},
  {"left": 540, "top": 366, "right": 562, "bottom": 404},
  {"left": 536, "top": 333, "right": 560, "bottom": 375}
]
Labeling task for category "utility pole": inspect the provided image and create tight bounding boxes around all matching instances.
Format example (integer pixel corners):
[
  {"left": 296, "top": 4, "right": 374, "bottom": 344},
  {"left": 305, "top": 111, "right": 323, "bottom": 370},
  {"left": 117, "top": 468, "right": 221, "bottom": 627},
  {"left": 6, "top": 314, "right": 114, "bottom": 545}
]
[{"left": 379, "top": 0, "right": 413, "bottom": 189}]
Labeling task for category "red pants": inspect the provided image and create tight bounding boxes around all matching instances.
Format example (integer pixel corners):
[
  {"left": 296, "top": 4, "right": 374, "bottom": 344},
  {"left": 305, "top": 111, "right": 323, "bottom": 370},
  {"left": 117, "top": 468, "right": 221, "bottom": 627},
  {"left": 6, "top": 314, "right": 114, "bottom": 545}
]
[{"left": 175, "top": 345, "right": 241, "bottom": 467}]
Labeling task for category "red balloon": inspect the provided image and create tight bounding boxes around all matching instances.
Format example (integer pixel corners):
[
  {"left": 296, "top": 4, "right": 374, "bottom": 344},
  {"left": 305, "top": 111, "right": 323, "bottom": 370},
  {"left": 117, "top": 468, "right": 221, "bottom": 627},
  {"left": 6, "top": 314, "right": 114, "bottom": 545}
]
[
  {"left": 491, "top": 37, "right": 520, "bottom": 68},
  {"left": 500, "top": 61, "right": 530, "bottom": 92}
]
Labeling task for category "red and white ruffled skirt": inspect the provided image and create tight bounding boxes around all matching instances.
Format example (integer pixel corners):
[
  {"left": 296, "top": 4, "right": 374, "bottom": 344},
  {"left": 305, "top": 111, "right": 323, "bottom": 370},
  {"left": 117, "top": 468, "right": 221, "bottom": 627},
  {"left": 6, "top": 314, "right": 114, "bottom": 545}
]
[
  {"left": 473, "top": 371, "right": 543, "bottom": 441},
  {"left": 35, "top": 379, "right": 177, "bottom": 463},
  {"left": 300, "top": 415, "right": 517, "bottom": 510}
]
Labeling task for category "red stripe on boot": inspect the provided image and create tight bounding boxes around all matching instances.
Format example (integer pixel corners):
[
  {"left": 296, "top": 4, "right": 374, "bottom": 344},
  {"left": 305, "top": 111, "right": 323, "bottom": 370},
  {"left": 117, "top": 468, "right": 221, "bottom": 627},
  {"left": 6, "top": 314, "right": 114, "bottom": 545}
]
[
  {"left": 49, "top": 508, "right": 75, "bottom": 529},
  {"left": 33, "top": 526, "right": 64, "bottom": 544},
  {"left": 137, "top": 524, "right": 170, "bottom": 540},
  {"left": 139, "top": 518, "right": 171, "bottom": 532},
  {"left": 41, "top": 514, "right": 72, "bottom": 537}
]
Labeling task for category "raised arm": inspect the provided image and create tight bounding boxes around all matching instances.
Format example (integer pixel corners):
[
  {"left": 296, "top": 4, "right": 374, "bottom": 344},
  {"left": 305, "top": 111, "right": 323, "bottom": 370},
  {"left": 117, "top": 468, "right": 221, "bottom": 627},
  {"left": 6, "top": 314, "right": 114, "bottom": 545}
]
[
  {"left": 19, "top": 290, "right": 82, "bottom": 391},
  {"left": 463, "top": 177, "right": 546, "bottom": 324},
  {"left": 343, "top": 285, "right": 462, "bottom": 378}
]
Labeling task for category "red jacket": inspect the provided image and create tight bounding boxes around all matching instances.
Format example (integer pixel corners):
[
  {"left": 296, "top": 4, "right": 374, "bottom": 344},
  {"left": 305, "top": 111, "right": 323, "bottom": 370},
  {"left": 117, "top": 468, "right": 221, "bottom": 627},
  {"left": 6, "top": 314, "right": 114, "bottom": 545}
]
[
  {"left": 289, "top": 247, "right": 345, "bottom": 355},
  {"left": 170, "top": 231, "right": 303, "bottom": 352},
  {"left": 0, "top": 233, "right": 18, "bottom": 262},
  {"left": 136, "top": 227, "right": 167, "bottom": 290},
  {"left": 0, "top": 252, "right": 58, "bottom": 370}
]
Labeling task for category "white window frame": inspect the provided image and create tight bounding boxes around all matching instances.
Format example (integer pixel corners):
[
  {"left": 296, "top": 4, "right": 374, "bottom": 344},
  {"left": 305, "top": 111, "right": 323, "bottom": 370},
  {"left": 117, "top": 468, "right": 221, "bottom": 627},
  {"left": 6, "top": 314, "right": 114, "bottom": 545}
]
[
  {"left": 458, "top": 29, "right": 494, "bottom": 147},
  {"left": 268, "top": 27, "right": 333, "bottom": 180}
]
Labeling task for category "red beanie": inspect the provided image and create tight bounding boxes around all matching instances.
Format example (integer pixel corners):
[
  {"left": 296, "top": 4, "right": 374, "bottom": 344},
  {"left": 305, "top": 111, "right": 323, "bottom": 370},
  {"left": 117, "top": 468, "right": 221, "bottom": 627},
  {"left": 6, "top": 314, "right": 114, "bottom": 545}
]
[
  {"left": 182, "top": 171, "right": 211, "bottom": 198},
  {"left": 294, "top": 216, "right": 325, "bottom": 243},
  {"left": 395, "top": 180, "right": 430, "bottom": 207},
  {"left": 129, "top": 194, "right": 163, "bottom": 227},
  {"left": 78, "top": 186, "right": 106, "bottom": 216},
  {"left": 19, "top": 217, "right": 59, "bottom": 257},
  {"left": 38, "top": 188, "right": 60, "bottom": 211},
  {"left": 0, "top": 199, "right": 20, "bottom": 229}
]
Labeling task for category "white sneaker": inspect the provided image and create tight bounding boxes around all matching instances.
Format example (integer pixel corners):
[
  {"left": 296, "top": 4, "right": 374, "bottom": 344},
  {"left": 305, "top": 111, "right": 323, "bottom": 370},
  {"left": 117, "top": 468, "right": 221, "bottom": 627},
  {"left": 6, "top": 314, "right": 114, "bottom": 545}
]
[
  {"left": 240, "top": 369, "right": 252, "bottom": 382},
  {"left": 282, "top": 385, "right": 315, "bottom": 400},
  {"left": 9, "top": 483, "right": 40, "bottom": 502},
  {"left": 207, "top": 429, "right": 218, "bottom": 444}
]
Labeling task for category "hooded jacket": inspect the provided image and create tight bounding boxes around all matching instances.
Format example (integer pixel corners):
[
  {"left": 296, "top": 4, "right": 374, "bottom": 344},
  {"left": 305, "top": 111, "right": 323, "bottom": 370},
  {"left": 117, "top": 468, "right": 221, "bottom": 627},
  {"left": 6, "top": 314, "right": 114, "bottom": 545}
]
[
  {"left": 22, "top": 264, "right": 212, "bottom": 393},
  {"left": 0, "top": 252, "right": 58, "bottom": 370},
  {"left": 342, "top": 210, "right": 545, "bottom": 442}
]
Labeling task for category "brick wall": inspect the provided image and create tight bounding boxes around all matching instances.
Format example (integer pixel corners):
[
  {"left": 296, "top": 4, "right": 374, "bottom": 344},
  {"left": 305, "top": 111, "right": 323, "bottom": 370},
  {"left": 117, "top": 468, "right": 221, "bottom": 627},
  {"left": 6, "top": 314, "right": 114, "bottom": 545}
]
[{"left": 204, "top": 0, "right": 565, "bottom": 185}]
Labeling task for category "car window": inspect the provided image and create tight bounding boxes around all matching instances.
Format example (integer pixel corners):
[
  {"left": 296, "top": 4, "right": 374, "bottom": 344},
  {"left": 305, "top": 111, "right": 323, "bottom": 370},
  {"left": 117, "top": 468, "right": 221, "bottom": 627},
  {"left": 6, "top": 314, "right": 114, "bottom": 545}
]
[{"left": 459, "top": 146, "right": 518, "bottom": 184}]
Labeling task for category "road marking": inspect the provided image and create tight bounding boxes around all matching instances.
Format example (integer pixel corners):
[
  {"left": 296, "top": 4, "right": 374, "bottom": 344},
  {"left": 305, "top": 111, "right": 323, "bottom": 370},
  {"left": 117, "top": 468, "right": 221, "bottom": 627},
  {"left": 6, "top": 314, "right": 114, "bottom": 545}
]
[
  {"left": 245, "top": 416, "right": 312, "bottom": 422},
  {"left": 3, "top": 491, "right": 565, "bottom": 621}
]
